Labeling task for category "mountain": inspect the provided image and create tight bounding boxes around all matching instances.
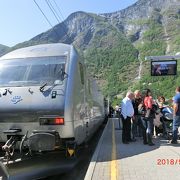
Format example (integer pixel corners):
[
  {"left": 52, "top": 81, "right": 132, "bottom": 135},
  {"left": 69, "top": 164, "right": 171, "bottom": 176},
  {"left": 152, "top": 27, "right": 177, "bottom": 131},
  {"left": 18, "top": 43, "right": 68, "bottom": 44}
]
[
  {"left": 2, "top": 0, "right": 180, "bottom": 99},
  {"left": 0, "top": 44, "right": 10, "bottom": 56},
  {"left": 101, "top": 0, "right": 180, "bottom": 99},
  {"left": 10, "top": 11, "right": 139, "bottom": 97},
  {"left": 103, "top": 0, "right": 180, "bottom": 56}
]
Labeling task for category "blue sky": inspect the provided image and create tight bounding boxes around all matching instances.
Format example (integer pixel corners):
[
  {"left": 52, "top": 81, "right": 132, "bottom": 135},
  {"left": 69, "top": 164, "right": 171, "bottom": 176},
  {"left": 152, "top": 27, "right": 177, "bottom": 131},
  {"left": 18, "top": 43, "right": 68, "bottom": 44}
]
[{"left": 0, "top": 0, "right": 137, "bottom": 47}]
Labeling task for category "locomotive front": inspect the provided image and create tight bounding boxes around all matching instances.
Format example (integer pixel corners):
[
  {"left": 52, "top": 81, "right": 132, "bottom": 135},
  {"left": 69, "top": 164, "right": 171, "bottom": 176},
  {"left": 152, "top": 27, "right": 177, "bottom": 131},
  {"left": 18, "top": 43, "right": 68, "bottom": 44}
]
[{"left": 0, "top": 46, "right": 72, "bottom": 158}]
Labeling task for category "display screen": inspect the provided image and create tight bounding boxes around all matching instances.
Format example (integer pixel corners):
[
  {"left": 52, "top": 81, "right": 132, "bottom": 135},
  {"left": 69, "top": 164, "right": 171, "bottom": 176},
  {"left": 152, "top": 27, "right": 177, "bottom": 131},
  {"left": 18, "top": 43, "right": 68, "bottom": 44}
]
[{"left": 151, "top": 60, "right": 177, "bottom": 76}]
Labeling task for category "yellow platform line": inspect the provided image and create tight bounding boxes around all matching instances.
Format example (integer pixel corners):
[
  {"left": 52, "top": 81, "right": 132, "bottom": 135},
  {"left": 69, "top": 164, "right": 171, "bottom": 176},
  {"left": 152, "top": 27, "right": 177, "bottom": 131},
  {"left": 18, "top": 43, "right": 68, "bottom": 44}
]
[{"left": 111, "top": 120, "right": 118, "bottom": 180}]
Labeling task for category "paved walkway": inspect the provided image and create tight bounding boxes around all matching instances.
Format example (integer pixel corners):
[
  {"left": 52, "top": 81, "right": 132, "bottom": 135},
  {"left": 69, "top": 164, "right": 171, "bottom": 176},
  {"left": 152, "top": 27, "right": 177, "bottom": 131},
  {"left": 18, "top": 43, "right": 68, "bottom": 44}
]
[{"left": 85, "top": 118, "right": 180, "bottom": 180}]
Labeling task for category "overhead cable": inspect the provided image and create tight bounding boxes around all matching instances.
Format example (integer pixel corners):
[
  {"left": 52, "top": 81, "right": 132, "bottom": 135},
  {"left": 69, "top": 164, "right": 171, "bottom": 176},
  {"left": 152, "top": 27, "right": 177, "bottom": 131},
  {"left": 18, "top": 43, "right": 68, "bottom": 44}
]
[
  {"left": 45, "top": 0, "right": 61, "bottom": 23},
  {"left": 46, "top": 0, "right": 73, "bottom": 43},
  {"left": 52, "top": 0, "right": 65, "bottom": 21},
  {"left": 33, "top": 0, "right": 60, "bottom": 39}
]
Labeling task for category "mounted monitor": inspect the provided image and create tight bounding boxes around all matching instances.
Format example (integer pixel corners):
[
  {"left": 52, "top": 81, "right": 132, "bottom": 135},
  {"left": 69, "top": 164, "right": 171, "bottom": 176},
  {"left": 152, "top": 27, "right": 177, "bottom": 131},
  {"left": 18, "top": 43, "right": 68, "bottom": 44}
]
[{"left": 151, "top": 60, "right": 177, "bottom": 76}]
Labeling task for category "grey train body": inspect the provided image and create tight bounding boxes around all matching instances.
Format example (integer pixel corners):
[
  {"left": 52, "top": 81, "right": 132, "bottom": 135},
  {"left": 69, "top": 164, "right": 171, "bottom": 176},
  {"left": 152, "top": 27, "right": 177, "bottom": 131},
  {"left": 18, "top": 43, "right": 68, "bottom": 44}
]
[{"left": 0, "top": 43, "right": 105, "bottom": 152}]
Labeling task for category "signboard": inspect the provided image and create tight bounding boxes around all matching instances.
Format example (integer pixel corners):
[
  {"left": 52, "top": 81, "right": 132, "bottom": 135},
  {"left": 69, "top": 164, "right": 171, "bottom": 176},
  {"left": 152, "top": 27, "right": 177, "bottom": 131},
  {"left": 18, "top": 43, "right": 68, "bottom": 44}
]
[{"left": 151, "top": 60, "right": 177, "bottom": 76}]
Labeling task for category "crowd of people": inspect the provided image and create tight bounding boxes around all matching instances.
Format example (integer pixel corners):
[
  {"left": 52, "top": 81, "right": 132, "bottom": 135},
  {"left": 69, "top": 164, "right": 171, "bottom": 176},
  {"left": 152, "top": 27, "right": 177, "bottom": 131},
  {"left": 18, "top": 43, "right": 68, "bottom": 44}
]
[{"left": 115, "top": 87, "right": 180, "bottom": 145}]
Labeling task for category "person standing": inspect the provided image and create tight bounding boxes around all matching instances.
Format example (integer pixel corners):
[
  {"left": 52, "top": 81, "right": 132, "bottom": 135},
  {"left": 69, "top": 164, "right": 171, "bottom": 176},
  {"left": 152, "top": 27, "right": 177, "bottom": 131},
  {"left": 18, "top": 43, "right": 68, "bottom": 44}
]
[
  {"left": 144, "top": 89, "right": 155, "bottom": 146},
  {"left": 121, "top": 91, "right": 134, "bottom": 144},
  {"left": 171, "top": 87, "right": 180, "bottom": 144},
  {"left": 132, "top": 90, "right": 148, "bottom": 144},
  {"left": 109, "top": 105, "right": 114, "bottom": 118},
  {"left": 132, "top": 90, "right": 141, "bottom": 139},
  {"left": 115, "top": 104, "right": 120, "bottom": 117},
  {"left": 157, "top": 96, "right": 167, "bottom": 137}
]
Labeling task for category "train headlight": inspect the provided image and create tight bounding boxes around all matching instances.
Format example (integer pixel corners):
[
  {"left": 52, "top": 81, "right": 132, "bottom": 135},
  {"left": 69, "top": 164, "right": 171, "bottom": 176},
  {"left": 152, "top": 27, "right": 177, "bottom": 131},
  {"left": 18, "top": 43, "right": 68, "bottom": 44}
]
[{"left": 39, "top": 116, "right": 64, "bottom": 125}]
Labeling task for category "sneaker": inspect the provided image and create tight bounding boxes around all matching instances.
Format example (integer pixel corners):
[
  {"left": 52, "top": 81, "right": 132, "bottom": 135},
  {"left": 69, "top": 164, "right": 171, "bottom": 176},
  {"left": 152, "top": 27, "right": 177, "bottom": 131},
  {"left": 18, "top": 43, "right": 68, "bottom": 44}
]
[{"left": 153, "top": 135, "right": 158, "bottom": 139}]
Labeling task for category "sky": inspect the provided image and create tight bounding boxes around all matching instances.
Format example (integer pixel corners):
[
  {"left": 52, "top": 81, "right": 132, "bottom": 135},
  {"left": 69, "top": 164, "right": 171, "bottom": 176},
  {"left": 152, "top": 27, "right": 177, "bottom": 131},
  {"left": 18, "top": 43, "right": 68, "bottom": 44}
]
[{"left": 0, "top": 0, "right": 137, "bottom": 47}]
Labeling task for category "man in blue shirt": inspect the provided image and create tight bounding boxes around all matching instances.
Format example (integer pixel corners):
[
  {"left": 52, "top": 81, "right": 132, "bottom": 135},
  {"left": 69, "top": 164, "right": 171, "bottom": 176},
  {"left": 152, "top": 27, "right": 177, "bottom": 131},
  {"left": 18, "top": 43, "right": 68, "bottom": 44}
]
[{"left": 171, "top": 87, "right": 180, "bottom": 144}]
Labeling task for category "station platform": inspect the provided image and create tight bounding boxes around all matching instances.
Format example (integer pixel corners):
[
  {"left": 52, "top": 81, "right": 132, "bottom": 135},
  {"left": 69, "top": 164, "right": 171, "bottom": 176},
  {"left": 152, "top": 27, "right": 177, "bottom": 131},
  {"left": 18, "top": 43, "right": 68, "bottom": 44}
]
[{"left": 85, "top": 118, "right": 180, "bottom": 180}]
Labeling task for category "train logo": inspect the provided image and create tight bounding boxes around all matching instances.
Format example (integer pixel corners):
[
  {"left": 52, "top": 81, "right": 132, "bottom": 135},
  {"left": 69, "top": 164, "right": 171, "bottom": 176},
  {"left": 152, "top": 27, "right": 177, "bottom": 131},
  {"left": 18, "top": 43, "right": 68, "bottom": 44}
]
[{"left": 11, "top": 96, "right": 23, "bottom": 104}]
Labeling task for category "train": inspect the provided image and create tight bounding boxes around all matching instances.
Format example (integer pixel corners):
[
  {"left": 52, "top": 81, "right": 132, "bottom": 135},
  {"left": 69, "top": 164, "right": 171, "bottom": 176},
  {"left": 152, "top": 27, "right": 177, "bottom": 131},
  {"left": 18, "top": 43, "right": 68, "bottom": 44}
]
[{"left": 0, "top": 43, "right": 105, "bottom": 161}]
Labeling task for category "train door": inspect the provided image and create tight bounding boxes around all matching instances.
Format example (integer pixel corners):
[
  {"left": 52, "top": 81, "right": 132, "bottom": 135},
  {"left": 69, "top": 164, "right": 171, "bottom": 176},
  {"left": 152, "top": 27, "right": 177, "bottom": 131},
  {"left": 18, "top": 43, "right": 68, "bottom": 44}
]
[{"left": 78, "top": 63, "right": 89, "bottom": 141}]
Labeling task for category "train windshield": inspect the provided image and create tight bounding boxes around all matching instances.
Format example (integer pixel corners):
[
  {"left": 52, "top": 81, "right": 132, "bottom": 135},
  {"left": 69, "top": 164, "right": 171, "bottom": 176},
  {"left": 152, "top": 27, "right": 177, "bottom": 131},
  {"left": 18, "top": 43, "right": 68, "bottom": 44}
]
[{"left": 0, "top": 56, "right": 66, "bottom": 87}]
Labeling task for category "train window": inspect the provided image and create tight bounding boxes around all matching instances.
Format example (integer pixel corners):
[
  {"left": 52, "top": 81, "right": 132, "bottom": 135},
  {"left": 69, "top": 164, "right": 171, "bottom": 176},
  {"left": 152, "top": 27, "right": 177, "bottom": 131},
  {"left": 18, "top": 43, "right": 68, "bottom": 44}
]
[
  {"left": 79, "top": 63, "right": 84, "bottom": 85},
  {"left": 0, "top": 65, "right": 28, "bottom": 85},
  {"left": 0, "top": 56, "right": 66, "bottom": 86},
  {"left": 28, "top": 63, "right": 65, "bottom": 84}
]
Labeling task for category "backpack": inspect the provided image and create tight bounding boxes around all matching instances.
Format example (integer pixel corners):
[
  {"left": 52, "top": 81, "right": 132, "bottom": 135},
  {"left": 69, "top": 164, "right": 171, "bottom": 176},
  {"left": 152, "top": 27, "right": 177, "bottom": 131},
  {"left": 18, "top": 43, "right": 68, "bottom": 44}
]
[{"left": 138, "top": 104, "right": 146, "bottom": 116}]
